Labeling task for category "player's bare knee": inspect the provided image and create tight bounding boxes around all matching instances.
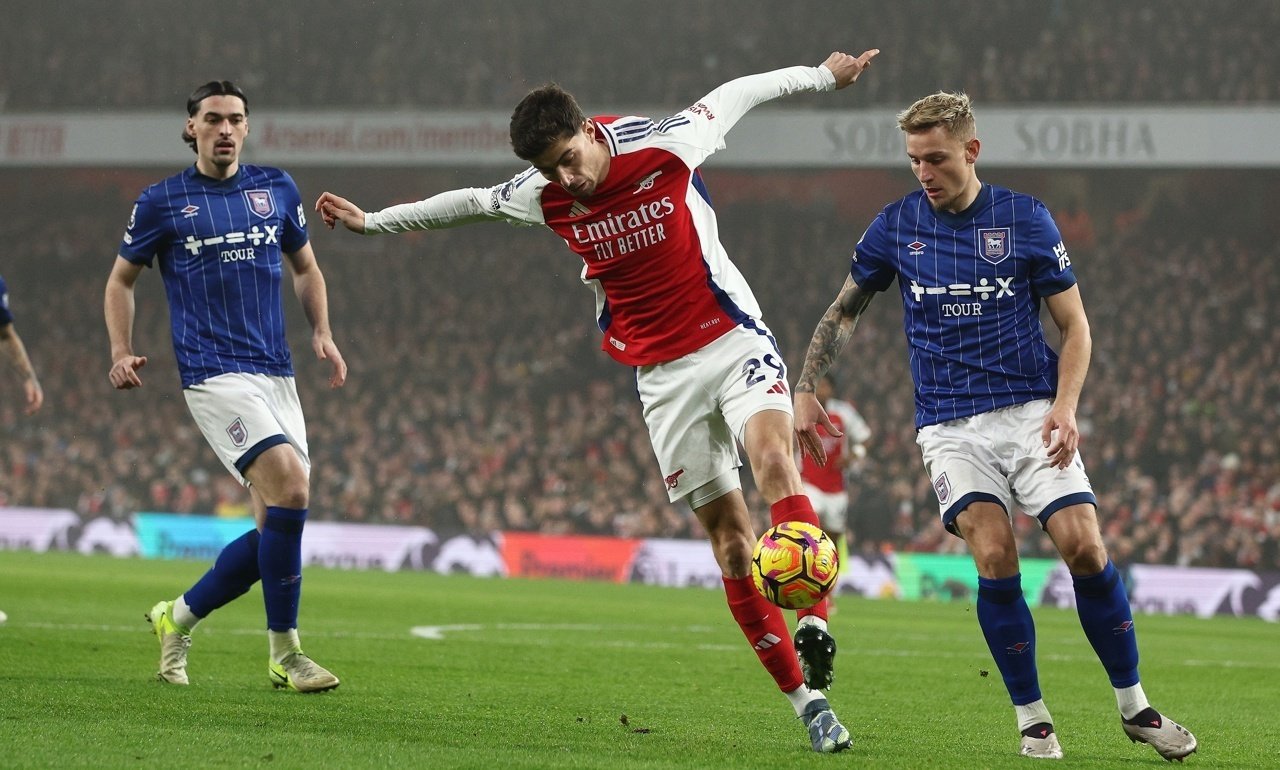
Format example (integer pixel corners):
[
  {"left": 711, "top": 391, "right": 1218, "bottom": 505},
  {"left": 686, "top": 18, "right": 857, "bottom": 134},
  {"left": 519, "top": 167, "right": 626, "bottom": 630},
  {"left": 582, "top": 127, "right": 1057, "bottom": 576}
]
[
  {"left": 267, "top": 476, "right": 309, "bottom": 510},
  {"left": 750, "top": 446, "right": 799, "bottom": 489},
  {"left": 1060, "top": 540, "right": 1107, "bottom": 575},
  {"left": 969, "top": 541, "right": 1020, "bottom": 578}
]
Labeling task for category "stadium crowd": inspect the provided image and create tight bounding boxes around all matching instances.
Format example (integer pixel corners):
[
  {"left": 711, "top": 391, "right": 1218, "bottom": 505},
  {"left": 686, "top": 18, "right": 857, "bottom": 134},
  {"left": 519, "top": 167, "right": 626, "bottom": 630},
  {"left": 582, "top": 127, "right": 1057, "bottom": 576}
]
[
  {"left": 2, "top": 0, "right": 1276, "bottom": 112},
  {"left": 0, "top": 166, "right": 1276, "bottom": 571}
]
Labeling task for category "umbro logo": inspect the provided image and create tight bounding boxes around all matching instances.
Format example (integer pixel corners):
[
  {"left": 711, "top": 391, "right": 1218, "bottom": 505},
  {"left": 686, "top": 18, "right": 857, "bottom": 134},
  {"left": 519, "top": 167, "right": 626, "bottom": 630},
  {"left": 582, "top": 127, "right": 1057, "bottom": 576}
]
[
  {"left": 908, "top": 240, "right": 926, "bottom": 256},
  {"left": 568, "top": 201, "right": 592, "bottom": 218},
  {"left": 181, "top": 205, "right": 200, "bottom": 219},
  {"left": 633, "top": 170, "right": 662, "bottom": 194}
]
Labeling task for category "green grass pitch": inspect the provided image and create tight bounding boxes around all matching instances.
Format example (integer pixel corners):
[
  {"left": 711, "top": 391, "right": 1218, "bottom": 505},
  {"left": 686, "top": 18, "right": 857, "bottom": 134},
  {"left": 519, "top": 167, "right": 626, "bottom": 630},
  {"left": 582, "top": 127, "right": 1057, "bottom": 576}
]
[{"left": 0, "top": 551, "right": 1275, "bottom": 768}]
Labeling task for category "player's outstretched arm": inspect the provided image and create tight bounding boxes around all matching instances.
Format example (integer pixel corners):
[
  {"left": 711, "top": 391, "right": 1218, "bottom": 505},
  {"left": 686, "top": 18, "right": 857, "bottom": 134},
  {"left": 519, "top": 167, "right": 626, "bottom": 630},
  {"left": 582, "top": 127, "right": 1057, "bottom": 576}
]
[
  {"left": 693, "top": 47, "right": 880, "bottom": 139},
  {"left": 104, "top": 256, "right": 148, "bottom": 390},
  {"left": 315, "top": 192, "right": 367, "bottom": 234},
  {"left": 316, "top": 188, "right": 497, "bottom": 235},
  {"left": 794, "top": 275, "right": 875, "bottom": 465},
  {"left": 821, "top": 49, "right": 880, "bottom": 90}
]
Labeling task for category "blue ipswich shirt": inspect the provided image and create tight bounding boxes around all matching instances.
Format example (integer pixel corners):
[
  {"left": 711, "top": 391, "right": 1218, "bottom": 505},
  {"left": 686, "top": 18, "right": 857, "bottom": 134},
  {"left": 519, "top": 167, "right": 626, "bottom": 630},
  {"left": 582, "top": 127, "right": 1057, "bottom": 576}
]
[
  {"left": 119, "top": 165, "right": 308, "bottom": 388},
  {"left": 850, "top": 184, "right": 1077, "bottom": 429},
  {"left": 0, "top": 274, "right": 13, "bottom": 326}
]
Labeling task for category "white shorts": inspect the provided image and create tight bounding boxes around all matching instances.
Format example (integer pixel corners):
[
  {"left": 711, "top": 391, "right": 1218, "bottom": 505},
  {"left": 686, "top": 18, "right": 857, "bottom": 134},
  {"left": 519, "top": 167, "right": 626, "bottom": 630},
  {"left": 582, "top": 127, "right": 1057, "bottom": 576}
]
[
  {"left": 637, "top": 326, "right": 792, "bottom": 505},
  {"left": 183, "top": 372, "right": 310, "bottom": 487},
  {"left": 915, "top": 399, "right": 1095, "bottom": 537},
  {"left": 802, "top": 483, "right": 849, "bottom": 533}
]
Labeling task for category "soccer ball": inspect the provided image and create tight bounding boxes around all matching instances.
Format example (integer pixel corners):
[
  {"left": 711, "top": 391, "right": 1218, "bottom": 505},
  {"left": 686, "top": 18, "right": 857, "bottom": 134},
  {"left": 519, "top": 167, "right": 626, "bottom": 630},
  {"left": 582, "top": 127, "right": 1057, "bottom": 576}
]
[{"left": 750, "top": 521, "right": 839, "bottom": 609}]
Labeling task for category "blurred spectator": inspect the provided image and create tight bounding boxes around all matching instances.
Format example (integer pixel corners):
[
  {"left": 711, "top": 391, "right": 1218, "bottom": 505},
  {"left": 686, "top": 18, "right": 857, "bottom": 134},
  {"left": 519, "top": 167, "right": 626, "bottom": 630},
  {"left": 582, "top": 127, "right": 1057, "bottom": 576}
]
[{"left": 2, "top": 1, "right": 1277, "bottom": 112}]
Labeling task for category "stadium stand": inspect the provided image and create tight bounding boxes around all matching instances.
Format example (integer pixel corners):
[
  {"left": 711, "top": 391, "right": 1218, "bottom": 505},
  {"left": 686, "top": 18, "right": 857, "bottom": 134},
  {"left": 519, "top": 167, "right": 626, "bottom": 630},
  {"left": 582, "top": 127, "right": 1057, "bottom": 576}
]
[{"left": 1, "top": 0, "right": 1276, "bottom": 112}]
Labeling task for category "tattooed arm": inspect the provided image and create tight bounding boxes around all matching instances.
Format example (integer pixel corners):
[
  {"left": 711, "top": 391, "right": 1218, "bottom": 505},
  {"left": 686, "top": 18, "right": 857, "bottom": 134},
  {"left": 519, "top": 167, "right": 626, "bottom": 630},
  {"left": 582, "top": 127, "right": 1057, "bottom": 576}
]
[{"left": 794, "top": 275, "right": 876, "bottom": 465}]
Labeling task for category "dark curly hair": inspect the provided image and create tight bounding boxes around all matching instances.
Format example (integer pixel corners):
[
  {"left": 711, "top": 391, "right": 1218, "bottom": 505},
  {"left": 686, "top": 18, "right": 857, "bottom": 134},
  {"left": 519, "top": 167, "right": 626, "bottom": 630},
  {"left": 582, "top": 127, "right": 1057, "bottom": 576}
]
[{"left": 509, "top": 83, "right": 585, "bottom": 161}]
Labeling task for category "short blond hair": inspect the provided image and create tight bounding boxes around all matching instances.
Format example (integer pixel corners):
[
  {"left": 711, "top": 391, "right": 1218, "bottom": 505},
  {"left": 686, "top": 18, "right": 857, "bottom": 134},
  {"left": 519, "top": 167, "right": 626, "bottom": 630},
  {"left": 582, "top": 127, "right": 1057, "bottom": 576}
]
[{"left": 896, "top": 91, "right": 975, "bottom": 141}]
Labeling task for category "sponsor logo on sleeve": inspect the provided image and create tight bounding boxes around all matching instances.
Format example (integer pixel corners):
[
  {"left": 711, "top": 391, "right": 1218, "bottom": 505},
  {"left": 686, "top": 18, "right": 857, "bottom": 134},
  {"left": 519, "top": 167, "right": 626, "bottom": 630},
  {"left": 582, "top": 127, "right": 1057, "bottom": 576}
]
[
  {"left": 687, "top": 102, "right": 716, "bottom": 121},
  {"left": 1053, "top": 241, "right": 1071, "bottom": 271}
]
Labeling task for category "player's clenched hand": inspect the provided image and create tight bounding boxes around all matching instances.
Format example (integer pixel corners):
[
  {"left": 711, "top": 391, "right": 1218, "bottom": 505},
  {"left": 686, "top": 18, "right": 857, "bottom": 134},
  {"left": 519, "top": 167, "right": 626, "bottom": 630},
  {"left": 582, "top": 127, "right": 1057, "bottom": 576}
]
[
  {"left": 822, "top": 49, "right": 880, "bottom": 89},
  {"left": 314, "top": 192, "right": 366, "bottom": 234},
  {"left": 23, "top": 378, "right": 43, "bottom": 414},
  {"left": 313, "top": 334, "right": 347, "bottom": 389},
  {"left": 1041, "top": 403, "right": 1080, "bottom": 470},
  {"left": 109, "top": 355, "right": 147, "bottom": 390},
  {"left": 794, "top": 390, "right": 842, "bottom": 466}
]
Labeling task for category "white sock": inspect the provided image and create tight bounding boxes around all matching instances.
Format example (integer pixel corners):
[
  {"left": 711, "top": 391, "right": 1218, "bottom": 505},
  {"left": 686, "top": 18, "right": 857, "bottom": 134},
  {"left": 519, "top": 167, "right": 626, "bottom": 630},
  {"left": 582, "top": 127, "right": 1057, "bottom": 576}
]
[
  {"left": 796, "top": 615, "right": 828, "bottom": 632},
  {"left": 268, "top": 628, "right": 301, "bottom": 663},
  {"left": 1115, "top": 683, "right": 1151, "bottom": 720},
  {"left": 172, "top": 595, "right": 201, "bottom": 632},
  {"left": 1015, "top": 699, "right": 1054, "bottom": 731},
  {"left": 784, "top": 685, "right": 825, "bottom": 717}
]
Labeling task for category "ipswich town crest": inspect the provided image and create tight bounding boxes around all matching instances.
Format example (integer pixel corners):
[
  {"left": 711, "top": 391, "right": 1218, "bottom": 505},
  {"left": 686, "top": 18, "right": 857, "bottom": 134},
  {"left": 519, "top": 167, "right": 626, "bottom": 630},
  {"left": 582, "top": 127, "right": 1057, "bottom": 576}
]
[
  {"left": 933, "top": 472, "right": 952, "bottom": 504},
  {"left": 226, "top": 417, "right": 249, "bottom": 447},
  {"left": 978, "top": 227, "right": 1011, "bottom": 265},
  {"left": 244, "top": 189, "right": 276, "bottom": 219}
]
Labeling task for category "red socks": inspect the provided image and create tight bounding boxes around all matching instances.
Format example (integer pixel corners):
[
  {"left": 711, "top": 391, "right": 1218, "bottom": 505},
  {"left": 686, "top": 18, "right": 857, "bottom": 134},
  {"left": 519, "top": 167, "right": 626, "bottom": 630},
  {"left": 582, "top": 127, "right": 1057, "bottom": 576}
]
[
  {"left": 770, "top": 494, "right": 820, "bottom": 528},
  {"left": 769, "top": 494, "right": 830, "bottom": 623},
  {"left": 724, "top": 575, "right": 804, "bottom": 692}
]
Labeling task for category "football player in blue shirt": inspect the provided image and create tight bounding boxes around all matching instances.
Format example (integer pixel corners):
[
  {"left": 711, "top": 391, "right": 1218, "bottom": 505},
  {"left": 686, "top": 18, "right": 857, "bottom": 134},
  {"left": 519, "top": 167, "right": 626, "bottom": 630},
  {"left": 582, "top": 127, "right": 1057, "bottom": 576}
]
[
  {"left": 104, "top": 81, "right": 347, "bottom": 693},
  {"left": 0, "top": 274, "right": 43, "bottom": 415},
  {"left": 793, "top": 92, "right": 1196, "bottom": 762}
]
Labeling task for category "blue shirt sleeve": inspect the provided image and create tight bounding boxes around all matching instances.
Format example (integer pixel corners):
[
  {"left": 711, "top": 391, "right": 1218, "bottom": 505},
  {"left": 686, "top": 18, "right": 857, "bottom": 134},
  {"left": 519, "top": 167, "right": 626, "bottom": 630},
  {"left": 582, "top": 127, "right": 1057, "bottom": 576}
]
[
  {"left": 0, "top": 275, "right": 12, "bottom": 326},
  {"left": 849, "top": 212, "right": 896, "bottom": 292},
  {"left": 1027, "top": 201, "right": 1077, "bottom": 298},
  {"left": 119, "top": 189, "right": 167, "bottom": 266},
  {"left": 278, "top": 171, "right": 309, "bottom": 254}
]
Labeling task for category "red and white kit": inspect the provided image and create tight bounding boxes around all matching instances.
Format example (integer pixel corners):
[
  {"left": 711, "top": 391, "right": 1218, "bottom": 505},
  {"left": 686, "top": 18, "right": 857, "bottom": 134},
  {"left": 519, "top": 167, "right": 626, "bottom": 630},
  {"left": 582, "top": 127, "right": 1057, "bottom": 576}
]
[{"left": 364, "top": 65, "right": 838, "bottom": 502}]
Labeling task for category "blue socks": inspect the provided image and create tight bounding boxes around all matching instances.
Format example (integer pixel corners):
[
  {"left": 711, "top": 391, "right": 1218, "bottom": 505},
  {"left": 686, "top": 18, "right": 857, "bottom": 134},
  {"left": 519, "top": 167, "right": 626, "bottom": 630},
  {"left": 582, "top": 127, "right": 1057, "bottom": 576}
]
[
  {"left": 180, "top": 507, "right": 309, "bottom": 633},
  {"left": 976, "top": 562, "right": 1140, "bottom": 712},
  {"left": 1073, "top": 560, "right": 1140, "bottom": 687},
  {"left": 184, "top": 528, "right": 261, "bottom": 618},
  {"left": 977, "top": 574, "right": 1042, "bottom": 705},
  {"left": 259, "top": 506, "right": 307, "bottom": 632}
]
